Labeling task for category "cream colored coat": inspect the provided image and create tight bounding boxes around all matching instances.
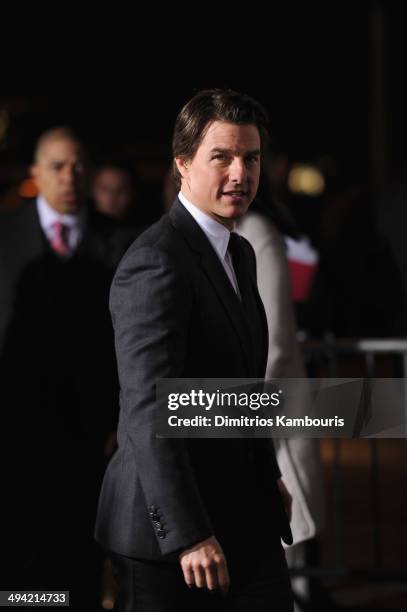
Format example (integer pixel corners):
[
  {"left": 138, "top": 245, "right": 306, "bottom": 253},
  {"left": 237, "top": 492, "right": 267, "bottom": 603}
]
[{"left": 237, "top": 211, "right": 325, "bottom": 545}]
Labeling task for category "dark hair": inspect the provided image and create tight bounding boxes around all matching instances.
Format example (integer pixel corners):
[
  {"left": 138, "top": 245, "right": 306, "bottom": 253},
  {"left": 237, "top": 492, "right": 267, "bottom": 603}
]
[
  {"left": 172, "top": 88, "right": 269, "bottom": 189},
  {"left": 93, "top": 162, "right": 134, "bottom": 185}
]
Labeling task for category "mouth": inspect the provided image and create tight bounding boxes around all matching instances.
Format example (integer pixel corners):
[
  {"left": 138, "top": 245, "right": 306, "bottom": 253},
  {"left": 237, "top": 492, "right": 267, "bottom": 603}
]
[
  {"left": 222, "top": 190, "right": 248, "bottom": 198},
  {"left": 63, "top": 191, "right": 78, "bottom": 201}
]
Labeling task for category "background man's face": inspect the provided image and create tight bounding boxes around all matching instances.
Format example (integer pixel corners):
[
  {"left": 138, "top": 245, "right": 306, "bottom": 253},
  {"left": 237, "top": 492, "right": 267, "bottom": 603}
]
[
  {"left": 31, "top": 138, "right": 87, "bottom": 214},
  {"left": 176, "top": 121, "right": 261, "bottom": 228},
  {"left": 92, "top": 168, "right": 132, "bottom": 219}
]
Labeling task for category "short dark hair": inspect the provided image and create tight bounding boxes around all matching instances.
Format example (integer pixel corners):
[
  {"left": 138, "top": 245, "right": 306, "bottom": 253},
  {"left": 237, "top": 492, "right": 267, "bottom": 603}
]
[{"left": 172, "top": 88, "right": 269, "bottom": 189}]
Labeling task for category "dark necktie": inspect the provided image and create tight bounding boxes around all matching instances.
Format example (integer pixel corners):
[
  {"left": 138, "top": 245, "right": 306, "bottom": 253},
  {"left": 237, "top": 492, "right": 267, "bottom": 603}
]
[{"left": 228, "top": 231, "right": 265, "bottom": 376}]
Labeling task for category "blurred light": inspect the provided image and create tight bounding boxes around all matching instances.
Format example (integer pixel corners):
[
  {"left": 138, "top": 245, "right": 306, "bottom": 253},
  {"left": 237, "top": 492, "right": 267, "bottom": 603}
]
[
  {"left": 288, "top": 164, "right": 325, "bottom": 196},
  {"left": 18, "top": 179, "right": 38, "bottom": 198}
]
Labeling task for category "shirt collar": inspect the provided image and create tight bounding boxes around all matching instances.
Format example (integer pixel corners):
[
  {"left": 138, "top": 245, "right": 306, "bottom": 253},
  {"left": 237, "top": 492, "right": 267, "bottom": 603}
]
[
  {"left": 178, "top": 191, "right": 232, "bottom": 260},
  {"left": 36, "top": 195, "right": 85, "bottom": 231}
]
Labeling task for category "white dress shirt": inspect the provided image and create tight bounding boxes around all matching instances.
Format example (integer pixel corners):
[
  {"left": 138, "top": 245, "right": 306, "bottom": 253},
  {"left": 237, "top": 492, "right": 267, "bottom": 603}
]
[
  {"left": 178, "top": 192, "right": 240, "bottom": 296},
  {"left": 36, "top": 195, "right": 85, "bottom": 253}
]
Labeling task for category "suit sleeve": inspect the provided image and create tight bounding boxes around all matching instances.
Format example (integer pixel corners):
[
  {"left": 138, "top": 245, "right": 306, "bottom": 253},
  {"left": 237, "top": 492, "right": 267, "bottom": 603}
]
[{"left": 110, "top": 246, "right": 213, "bottom": 555}]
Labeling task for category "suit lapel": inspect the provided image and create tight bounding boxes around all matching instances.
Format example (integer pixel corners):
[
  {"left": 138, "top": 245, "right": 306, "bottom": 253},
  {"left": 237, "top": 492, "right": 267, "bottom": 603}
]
[{"left": 169, "top": 200, "right": 253, "bottom": 372}]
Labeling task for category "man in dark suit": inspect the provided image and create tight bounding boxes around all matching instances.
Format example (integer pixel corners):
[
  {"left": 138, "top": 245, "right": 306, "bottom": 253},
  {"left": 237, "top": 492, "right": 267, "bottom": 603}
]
[
  {"left": 95, "top": 89, "right": 293, "bottom": 611},
  {"left": 0, "top": 128, "right": 132, "bottom": 609}
]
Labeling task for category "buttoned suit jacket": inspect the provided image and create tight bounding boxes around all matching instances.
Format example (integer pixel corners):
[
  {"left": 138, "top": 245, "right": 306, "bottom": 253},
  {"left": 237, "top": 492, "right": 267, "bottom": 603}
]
[{"left": 95, "top": 198, "right": 292, "bottom": 562}]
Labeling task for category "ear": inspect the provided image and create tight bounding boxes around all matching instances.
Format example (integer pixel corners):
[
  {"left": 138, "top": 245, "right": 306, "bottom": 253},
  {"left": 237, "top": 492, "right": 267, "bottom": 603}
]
[
  {"left": 175, "top": 157, "right": 190, "bottom": 180},
  {"left": 30, "top": 164, "right": 40, "bottom": 185}
]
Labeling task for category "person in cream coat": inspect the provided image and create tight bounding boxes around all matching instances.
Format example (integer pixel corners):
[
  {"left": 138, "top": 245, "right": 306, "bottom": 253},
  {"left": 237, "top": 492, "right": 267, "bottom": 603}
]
[{"left": 237, "top": 207, "right": 325, "bottom": 607}]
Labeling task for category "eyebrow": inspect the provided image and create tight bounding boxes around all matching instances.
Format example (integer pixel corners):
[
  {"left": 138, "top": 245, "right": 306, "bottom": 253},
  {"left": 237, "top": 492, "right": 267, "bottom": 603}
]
[
  {"left": 210, "top": 147, "right": 261, "bottom": 156},
  {"left": 48, "top": 158, "right": 83, "bottom": 165}
]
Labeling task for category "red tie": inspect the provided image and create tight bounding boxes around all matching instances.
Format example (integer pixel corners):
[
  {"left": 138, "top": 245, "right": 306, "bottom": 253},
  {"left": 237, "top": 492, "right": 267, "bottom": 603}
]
[{"left": 50, "top": 221, "right": 71, "bottom": 257}]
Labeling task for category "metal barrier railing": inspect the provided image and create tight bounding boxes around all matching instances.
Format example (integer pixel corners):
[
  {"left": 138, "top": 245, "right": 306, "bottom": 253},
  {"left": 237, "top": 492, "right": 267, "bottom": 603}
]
[{"left": 291, "top": 338, "right": 407, "bottom": 607}]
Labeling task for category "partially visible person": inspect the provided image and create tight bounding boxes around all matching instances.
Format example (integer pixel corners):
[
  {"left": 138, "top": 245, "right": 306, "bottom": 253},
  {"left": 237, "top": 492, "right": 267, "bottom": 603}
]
[
  {"left": 0, "top": 127, "right": 132, "bottom": 611},
  {"left": 237, "top": 199, "right": 325, "bottom": 611},
  {"left": 92, "top": 163, "right": 135, "bottom": 221},
  {"left": 319, "top": 182, "right": 405, "bottom": 338}
]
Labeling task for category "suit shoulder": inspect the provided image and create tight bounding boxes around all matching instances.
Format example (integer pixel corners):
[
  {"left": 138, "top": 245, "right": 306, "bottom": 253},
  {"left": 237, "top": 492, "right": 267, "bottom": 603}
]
[
  {"left": 110, "top": 216, "right": 193, "bottom": 313},
  {"left": 120, "top": 213, "right": 185, "bottom": 264},
  {"left": 0, "top": 200, "right": 34, "bottom": 224},
  {"left": 0, "top": 201, "right": 36, "bottom": 243}
]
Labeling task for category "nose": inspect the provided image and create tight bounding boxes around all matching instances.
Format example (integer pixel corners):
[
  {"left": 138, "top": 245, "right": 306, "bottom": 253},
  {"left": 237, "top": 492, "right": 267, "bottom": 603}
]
[
  {"left": 61, "top": 165, "right": 75, "bottom": 186},
  {"left": 229, "top": 157, "right": 247, "bottom": 184}
]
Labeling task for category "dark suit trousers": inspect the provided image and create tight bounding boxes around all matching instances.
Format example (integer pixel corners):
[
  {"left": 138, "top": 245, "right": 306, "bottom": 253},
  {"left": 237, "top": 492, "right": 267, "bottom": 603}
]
[{"left": 110, "top": 540, "right": 293, "bottom": 612}]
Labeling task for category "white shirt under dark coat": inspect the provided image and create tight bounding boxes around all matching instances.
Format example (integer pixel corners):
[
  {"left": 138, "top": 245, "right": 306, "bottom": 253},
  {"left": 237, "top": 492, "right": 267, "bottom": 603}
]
[{"left": 178, "top": 191, "right": 240, "bottom": 296}]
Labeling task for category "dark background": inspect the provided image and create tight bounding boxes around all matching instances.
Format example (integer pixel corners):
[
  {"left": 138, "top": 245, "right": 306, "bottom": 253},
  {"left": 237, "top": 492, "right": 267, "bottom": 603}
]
[
  {"left": 1, "top": 1, "right": 406, "bottom": 337},
  {"left": 2, "top": 5, "right": 407, "bottom": 609},
  {"left": 0, "top": 2, "right": 402, "bottom": 175}
]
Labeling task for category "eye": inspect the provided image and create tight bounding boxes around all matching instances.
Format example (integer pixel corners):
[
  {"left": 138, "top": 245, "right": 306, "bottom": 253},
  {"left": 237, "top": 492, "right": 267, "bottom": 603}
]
[
  {"left": 245, "top": 155, "right": 259, "bottom": 165},
  {"left": 212, "top": 153, "right": 228, "bottom": 161}
]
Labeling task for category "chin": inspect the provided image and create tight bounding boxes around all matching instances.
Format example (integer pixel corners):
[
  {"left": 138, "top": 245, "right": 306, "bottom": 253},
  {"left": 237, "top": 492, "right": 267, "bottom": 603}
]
[
  {"left": 61, "top": 200, "right": 81, "bottom": 213},
  {"left": 220, "top": 196, "right": 251, "bottom": 213},
  {"left": 226, "top": 204, "right": 250, "bottom": 219}
]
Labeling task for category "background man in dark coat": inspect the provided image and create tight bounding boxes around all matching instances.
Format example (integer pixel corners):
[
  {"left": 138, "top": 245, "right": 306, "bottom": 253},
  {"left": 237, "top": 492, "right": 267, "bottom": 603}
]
[{"left": 0, "top": 128, "right": 132, "bottom": 610}]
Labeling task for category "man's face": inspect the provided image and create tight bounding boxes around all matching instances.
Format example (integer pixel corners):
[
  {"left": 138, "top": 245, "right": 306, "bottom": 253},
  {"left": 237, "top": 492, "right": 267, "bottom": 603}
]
[
  {"left": 176, "top": 121, "right": 261, "bottom": 228},
  {"left": 31, "top": 138, "right": 87, "bottom": 214},
  {"left": 92, "top": 168, "right": 132, "bottom": 219}
]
